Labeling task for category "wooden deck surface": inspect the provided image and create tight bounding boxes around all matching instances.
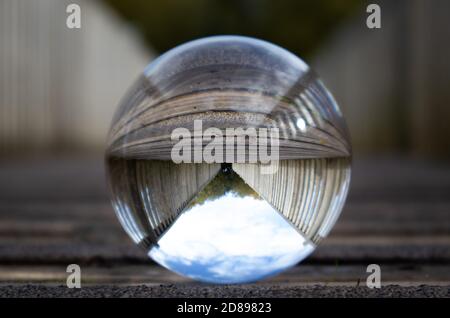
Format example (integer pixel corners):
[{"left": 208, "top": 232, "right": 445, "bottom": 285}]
[{"left": 0, "top": 155, "right": 449, "bottom": 297}]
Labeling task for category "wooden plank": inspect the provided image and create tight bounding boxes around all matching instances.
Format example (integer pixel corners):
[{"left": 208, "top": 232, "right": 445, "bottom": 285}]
[
  {"left": 0, "top": 156, "right": 449, "bottom": 289},
  {"left": 0, "top": 264, "right": 450, "bottom": 285}
]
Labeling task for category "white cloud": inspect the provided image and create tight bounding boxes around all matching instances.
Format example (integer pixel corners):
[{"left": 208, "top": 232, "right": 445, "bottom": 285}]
[{"left": 149, "top": 193, "right": 315, "bottom": 283}]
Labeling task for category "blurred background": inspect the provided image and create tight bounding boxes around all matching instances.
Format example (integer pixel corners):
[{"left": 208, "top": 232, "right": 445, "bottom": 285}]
[
  {"left": 0, "top": 0, "right": 450, "bottom": 291},
  {"left": 1, "top": 0, "right": 450, "bottom": 158}
]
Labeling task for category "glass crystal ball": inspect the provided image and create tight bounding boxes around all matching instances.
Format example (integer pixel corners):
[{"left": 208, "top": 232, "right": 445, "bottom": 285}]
[{"left": 106, "top": 36, "right": 351, "bottom": 284}]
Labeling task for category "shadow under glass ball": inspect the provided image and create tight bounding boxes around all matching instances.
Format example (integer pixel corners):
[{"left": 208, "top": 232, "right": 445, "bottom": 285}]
[{"left": 106, "top": 36, "right": 351, "bottom": 284}]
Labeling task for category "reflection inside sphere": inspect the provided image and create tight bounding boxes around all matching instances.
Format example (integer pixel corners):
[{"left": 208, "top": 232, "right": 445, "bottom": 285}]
[
  {"left": 149, "top": 164, "right": 314, "bottom": 283},
  {"left": 106, "top": 36, "right": 352, "bottom": 284}
]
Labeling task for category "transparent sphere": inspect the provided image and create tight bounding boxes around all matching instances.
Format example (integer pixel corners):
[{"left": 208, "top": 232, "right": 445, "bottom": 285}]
[{"left": 106, "top": 36, "right": 351, "bottom": 284}]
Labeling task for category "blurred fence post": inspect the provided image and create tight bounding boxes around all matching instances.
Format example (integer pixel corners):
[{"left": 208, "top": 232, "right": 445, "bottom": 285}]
[
  {"left": 313, "top": 0, "right": 450, "bottom": 157},
  {"left": 0, "top": 0, "right": 153, "bottom": 154}
]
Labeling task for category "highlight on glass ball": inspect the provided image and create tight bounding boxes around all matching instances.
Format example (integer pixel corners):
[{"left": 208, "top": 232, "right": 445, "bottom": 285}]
[{"left": 105, "top": 36, "right": 351, "bottom": 284}]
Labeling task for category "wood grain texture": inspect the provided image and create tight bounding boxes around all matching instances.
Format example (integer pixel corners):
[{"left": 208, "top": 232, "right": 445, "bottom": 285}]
[
  {"left": 0, "top": 155, "right": 449, "bottom": 296},
  {"left": 233, "top": 158, "right": 350, "bottom": 243}
]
